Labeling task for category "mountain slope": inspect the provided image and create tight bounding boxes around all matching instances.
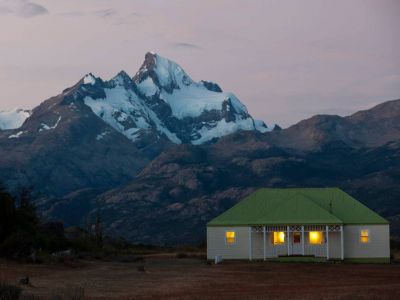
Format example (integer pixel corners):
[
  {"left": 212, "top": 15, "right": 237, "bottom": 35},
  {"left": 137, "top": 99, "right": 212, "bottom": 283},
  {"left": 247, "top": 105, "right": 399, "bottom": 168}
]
[
  {"left": 86, "top": 99, "right": 400, "bottom": 245},
  {"left": 267, "top": 99, "right": 400, "bottom": 151}
]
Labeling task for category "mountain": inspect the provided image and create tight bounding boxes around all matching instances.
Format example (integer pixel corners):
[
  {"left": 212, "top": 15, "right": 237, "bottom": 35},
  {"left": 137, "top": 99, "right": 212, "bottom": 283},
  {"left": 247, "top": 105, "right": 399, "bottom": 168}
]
[
  {"left": 0, "top": 52, "right": 399, "bottom": 246},
  {"left": 0, "top": 108, "right": 31, "bottom": 130},
  {"left": 47, "top": 99, "right": 400, "bottom": 245},
  {"left": 267, "top": 99, "right": 400, "bottom": 151},
  {"left": 0, "top": 52, "right": 268, "bottom": 210}
]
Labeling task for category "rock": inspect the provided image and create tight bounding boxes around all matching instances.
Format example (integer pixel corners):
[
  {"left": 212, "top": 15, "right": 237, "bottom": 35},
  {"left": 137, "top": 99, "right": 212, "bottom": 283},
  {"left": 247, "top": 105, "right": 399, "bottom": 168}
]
[{"left": 19, "top": 277, "right": 29, "bottom": 285}]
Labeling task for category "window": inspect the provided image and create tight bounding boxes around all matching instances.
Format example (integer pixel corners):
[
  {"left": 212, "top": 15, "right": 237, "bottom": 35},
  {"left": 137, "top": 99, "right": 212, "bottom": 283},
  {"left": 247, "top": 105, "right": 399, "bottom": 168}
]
[
  {"left": 293, "top": 232, "right": 301, "bottom": 244},
  {"left": 309, "top": 231, "right": 323, "bottom": 244},
  {"left": 360, "top": 229, "right": 370, "bottom": 243},
  {"left": 272, "top": 231, "right": 285, "bottom": 245},
  {"left": 225, "top": 231, "right": 236, "bottom": 245}
]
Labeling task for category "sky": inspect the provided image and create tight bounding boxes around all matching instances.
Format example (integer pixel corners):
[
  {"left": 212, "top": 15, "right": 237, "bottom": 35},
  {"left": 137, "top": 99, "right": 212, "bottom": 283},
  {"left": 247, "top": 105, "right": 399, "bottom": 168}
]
[{"left": 0, "top": 0, "right": 399, "bottom": 127}]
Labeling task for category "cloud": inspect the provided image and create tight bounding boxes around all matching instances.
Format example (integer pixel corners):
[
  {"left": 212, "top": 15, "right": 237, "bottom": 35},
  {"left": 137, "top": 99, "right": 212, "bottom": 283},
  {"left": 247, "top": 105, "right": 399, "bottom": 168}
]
[
  {"left": 93, "top": 8, "right": 116, "bottom": 18},
  {"left": 59, "top": 8, "right": 118, "bottom": 19},
  {"left": 172, "top": 42, "right": 202, "bottom": 50},
  {"left": 0, "top": 0, "right": 48, "bottom": 18}
]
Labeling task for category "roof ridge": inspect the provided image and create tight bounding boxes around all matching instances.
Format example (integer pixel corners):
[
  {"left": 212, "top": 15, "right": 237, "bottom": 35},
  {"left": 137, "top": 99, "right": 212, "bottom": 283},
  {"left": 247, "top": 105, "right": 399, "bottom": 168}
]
[
  {"left": 297, "top": 191, "right": 344, "bottom": 223},
  {"left": 295, "top": 192, "right": 343, "bottom": 222}
]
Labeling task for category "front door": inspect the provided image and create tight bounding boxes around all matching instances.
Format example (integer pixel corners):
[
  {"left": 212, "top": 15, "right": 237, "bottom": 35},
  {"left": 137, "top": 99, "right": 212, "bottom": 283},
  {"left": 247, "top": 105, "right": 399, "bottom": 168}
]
[{"left": 291, "top": 232, "right": 302, "bottom": 255}]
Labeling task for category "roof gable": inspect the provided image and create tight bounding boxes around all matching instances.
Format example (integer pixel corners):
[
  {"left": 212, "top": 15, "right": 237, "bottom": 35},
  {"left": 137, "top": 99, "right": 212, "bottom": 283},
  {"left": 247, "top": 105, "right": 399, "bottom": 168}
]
[{"left": 207, "top": 188, "right": 388, "bottom": 226}]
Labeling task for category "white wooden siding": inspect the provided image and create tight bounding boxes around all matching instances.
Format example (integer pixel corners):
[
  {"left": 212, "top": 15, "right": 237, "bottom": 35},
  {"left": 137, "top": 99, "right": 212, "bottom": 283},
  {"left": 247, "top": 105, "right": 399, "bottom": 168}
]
[{"left": 343, "top": 225, "right": 390, "bottom": 258}]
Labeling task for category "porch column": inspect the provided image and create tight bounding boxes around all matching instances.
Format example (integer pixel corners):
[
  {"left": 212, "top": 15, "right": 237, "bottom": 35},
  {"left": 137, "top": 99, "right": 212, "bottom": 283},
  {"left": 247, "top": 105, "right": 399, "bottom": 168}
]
[
  {"left": 248, "top": 226, "right": 252, "bottom": 261},
  {"left": 263, "top": 226, "right": 266, "bottom": 261},
  {"left": 340, "top": 225, "right": 344, "bottom": 260},
  {"left": 301, "top": 225, "right": 305, "bottom": 256},
  {"left": 287, "top": 226, "right": 290, "bottom": 256},
  {"left": 326, "top": 225, "right": 329, "bottom": 260}
]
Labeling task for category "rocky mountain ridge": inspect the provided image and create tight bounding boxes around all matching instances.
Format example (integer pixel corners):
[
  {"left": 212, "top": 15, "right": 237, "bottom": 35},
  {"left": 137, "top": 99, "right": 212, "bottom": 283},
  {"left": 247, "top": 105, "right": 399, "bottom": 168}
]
[{"left": 0, "top": 52, "right": 399, "bottom": 245}]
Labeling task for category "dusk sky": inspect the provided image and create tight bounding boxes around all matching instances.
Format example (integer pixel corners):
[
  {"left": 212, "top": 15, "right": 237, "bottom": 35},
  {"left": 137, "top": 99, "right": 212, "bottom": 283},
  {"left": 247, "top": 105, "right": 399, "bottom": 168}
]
[{"left": 0, "top": 0, "right": 399, "bottom": 127}]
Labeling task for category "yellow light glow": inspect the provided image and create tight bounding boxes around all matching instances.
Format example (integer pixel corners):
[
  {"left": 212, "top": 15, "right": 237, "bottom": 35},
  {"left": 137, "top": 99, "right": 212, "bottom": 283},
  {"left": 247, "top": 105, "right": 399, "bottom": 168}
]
[
  {"left": 309, "top": 231, "right": 323, "bottom": 244},
  {"left": 360, "top": 229, "right": 369, "bottom": 243},
  {"left": 226, "top": 231, "right": 236, "bottom": 244},
  {"left": 273, "top": 231, "right": 285, "bottom": 244}
]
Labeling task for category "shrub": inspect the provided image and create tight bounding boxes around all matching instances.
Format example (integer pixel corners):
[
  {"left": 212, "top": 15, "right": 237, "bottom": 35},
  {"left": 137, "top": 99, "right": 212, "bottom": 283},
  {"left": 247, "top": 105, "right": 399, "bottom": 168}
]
[
  {"left": 51, "top": 285, "right": 85, "bottom": 300},
  {"left": 176, "top": 252, "right": 188, "bottom": 259},
  {"left": 0, "top": 282, "right": 22, "bottom": 300},
  {"left": 0, "top": 231, "right": 37, "bottom": 259}
]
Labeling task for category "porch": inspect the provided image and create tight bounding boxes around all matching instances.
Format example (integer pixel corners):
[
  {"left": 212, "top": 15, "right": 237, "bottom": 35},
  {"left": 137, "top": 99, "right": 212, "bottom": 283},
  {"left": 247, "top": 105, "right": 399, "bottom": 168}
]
[{"left": 248, "top": 225, "right": 344, "bottom": 260}]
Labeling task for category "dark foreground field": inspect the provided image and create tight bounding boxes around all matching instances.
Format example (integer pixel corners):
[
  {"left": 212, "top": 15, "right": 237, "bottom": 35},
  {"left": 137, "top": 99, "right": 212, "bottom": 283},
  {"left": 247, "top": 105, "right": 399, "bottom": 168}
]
[{"left": 1, "top": 255, "right": 400, "bottom": 300}]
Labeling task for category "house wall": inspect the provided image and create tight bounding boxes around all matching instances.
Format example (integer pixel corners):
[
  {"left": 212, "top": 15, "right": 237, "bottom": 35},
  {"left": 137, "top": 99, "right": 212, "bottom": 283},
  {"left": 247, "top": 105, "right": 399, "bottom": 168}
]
[
  {"left": 343, "top": 225, "right": 390, "bottom": 259},
  {"left": 207, "top": 225, "right": 390, "bottom": 260},
  {"left": 207, "top": 226, "right": 250, "bottom": 260}
]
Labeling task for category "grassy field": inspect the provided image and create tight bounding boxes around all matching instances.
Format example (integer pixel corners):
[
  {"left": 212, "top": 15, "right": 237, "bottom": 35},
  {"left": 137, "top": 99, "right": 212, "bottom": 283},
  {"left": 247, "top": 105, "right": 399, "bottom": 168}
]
[{"left": 1, "top": 254, "right": 400, "bottom": 300}]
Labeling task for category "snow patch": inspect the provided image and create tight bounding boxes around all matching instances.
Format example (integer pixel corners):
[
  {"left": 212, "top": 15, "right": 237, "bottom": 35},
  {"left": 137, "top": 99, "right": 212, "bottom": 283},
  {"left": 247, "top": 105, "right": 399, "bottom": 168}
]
[
  {"left": 254, "top": 119, "right": 270, "bottom": 133},
  {"left": 8, "top": 131, "right": 25, "bottom": 139},
  {"left": 83, "top": 74, "right": 96, "bottom": 85},
  {"left": 153, "top": 54, "right": 194, "bottom": 89},
  {"left": 137, "top": 77, "right": 158, "bottom": 97},
  {"left": 192, "top": 117, "right": 255, "bottom": 145},
  {"left": 96, "top": 131, "right": 109, "bottom": 141},
  {"left": 0, "top": 109, "right": 31, "bottom": 130},
  {"left": 84, "top": 86, "right": 152, "bottom": 142},
  {"left": 159, "top": 85, "right": 249, "bottom": 120},
  {"left": 39, "top": 116, "right": 62, "bottom": 132}
]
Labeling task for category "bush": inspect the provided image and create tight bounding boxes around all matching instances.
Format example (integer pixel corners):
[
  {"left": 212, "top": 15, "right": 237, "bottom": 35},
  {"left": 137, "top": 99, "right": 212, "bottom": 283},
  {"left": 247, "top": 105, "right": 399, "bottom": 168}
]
[
  {"left": 39, "top": 222, "right": 67, "bottom": 252},
  {"left": 176, "top": 252, "right": 188, "bottom": 259},
  {"left": 51, "top": 285, "right": 84, "bottom": 300},
  {"left": 0, "top": 282, "right": 22, "bottom": 300},
  {"left": 0, "top": 231, "right": 38, "bottom": 259}
]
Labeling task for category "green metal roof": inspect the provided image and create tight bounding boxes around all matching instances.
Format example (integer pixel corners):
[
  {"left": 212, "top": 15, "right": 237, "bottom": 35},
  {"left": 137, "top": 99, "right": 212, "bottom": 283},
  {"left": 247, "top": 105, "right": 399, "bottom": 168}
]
[{"left": 207, "top": 188, "right": 389, "bottom": 226}]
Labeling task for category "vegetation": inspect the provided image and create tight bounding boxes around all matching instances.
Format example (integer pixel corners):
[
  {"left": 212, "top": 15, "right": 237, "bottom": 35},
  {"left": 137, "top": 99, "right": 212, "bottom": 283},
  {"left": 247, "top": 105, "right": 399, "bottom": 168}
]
[
  {"left": 0, "top": 184, "right": 204, "bottom": 263},
  {"left": 0, "top": 282, "right": 22, "bottom": 300}
]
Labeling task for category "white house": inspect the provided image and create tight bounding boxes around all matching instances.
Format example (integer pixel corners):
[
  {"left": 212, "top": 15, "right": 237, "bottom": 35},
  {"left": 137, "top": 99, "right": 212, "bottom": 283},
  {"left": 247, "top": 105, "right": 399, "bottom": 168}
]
[{"left": 207, "top": 188, "right": 390, "bottom": 262}]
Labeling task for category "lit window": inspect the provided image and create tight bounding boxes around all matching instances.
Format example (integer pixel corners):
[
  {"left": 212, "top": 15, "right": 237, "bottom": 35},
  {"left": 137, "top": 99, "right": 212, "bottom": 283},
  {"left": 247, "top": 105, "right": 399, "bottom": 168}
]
[
  {"left": 293, "top": 232, "right": 301, "bottom": 244},
  {"left": 225, "top": 231, "right": 236, "bottom": 244},
  {"left": 273, "top": 232, "right": 285, "bottom": 245},
  {"left": 309, "top": 231, "right": 323, "bottom": 244},
  {"left": 360, "top": 229, "right": 369, "bottom": 243}
]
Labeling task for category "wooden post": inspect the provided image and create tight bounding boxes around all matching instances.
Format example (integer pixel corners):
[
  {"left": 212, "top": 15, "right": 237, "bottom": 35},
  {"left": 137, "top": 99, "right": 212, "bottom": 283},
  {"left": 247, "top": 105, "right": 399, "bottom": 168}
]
[
  {"left": 340, "top": 225, "right": 344, "bottom": 260},
  {"left": 287, "top": 226, "right": 290, "bottom": 256},
  {"left": 263, "top": 226, "right": 266, "bottom": 261},
  {"left": 249, "top": 227, "right": 252, "bottom": 261},
  {"left": 326, "top": 225, "right": 329, "bottom": 260},
  {"left": 301, "top": 226, "right": 305, "bottom": 256}
]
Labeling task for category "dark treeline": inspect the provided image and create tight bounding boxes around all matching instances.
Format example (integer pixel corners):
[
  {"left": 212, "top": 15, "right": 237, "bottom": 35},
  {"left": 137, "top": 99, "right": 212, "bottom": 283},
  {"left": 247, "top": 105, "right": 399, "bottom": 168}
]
[
  {"left": 0, "top": 185, "right": 67, "bottom": 259},
  {"left": 0, "top": 184, "right": 172, "bottom": 262}
]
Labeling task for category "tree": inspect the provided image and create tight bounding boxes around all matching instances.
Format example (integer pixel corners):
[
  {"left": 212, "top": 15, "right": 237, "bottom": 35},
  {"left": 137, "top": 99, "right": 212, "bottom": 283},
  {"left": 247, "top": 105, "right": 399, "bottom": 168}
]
[
  {"left": 15, "top": 188, "right": 39, "bottom": 234},
  {"left": 0, "top": 185, "right": 16, "bottom": 243},
  {"left": 94, "top": 211, "right": 103, "bottom": 247}
]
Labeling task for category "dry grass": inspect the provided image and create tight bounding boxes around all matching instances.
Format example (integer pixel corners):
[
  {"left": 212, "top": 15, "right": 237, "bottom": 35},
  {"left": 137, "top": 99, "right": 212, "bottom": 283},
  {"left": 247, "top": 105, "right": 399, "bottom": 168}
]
[{"left": 1, "top": 255, "right": 400, "bottom": 299}]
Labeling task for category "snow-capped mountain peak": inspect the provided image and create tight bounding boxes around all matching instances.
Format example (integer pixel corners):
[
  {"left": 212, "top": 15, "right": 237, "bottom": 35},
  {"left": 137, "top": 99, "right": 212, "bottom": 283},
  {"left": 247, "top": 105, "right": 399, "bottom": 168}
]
[
  {"left": 1, "top": 52, "right": 271, "bottom": 144},
  {"left": 77, "top": 52, "right": 270, "bottom": 144},
  {"left": 134, "top": 52, "right": 194, "bottom": 94}
]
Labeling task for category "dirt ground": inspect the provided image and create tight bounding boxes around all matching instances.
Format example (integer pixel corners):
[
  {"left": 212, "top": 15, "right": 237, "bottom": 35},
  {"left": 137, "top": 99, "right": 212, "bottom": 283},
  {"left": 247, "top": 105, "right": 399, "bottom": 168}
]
[{"left": 1, "top": 255, "right": 400, "bottom": 300}]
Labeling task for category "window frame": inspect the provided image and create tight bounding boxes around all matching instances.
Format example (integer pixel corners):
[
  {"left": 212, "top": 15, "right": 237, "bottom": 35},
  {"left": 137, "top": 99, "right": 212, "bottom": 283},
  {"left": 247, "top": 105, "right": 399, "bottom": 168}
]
[
  {"left": 359, "top": 229, "right": 370, "bottom": 244},
  {"left": 225, "top": 230, "right": 237, "bottom": 245}
]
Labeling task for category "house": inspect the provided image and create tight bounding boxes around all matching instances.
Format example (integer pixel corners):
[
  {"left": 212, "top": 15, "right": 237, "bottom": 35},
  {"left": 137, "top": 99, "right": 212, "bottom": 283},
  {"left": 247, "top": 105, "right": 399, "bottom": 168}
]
[{"left": 207, "top": 188, "right": 390, "bottom": 262}]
